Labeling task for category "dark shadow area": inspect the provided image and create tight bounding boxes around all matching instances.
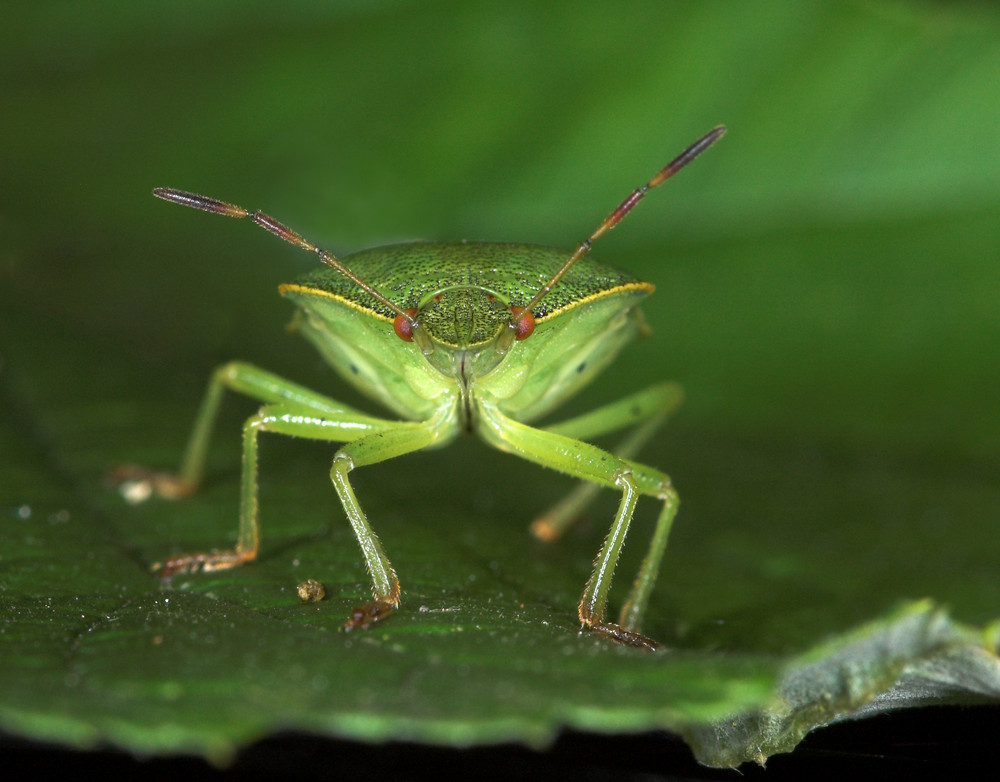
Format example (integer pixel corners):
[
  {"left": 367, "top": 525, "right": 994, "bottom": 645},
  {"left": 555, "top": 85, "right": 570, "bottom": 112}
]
[{"left": 3, "top": 705, "right": 998, "bottom": 781}]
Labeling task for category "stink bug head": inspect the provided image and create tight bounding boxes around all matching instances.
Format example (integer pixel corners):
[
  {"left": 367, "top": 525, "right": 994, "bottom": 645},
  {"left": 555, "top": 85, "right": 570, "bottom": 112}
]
[
  {"left": 279, "top": 240, "right": 655, "bottom": 423},
  {"left": 128, "top": 127, "right": 726, "bottom": 648}
]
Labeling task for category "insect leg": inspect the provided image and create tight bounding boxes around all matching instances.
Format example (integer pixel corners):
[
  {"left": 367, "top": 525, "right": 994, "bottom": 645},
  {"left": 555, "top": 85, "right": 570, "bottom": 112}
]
[
  {"left": 154, "top": 400, "right": 400, "bottom": 579},
  {"left": 328, "top": 405, "right": 459, "bottom": 630},
  {"left": 532, "top": 382, "right": 683, "bottom": 542},
  {"left": 578, "top": 456, "right": 679, "bottom": 644},
  {"left": 616, "top": 477, "right": 679, "bottom": 634},
  {"left": 477, "top": 401, "right": 675, "bottom": 648},
  {"left": 110, "top": 361, "right": 390, "bottom": 502}
]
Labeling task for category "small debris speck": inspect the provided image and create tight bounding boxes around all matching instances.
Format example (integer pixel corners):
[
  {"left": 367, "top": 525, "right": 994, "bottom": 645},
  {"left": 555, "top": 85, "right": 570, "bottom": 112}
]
[
  {"left": 297, "top": 579, "right": 326, "bottom": 603},
  {"left": 120, "top": 480, "right": 153, "bottom": 504}
]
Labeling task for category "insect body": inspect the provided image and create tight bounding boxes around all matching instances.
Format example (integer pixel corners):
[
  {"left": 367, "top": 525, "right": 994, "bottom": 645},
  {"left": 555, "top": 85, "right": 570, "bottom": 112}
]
[{"left": 116, "top": 127, "right": 725, "bottom": 649}]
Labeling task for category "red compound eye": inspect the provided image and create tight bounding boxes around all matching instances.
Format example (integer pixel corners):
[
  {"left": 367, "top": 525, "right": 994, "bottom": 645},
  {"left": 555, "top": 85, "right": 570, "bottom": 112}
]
[
  {"left": 393, "top": 309, "right": 419, "bottom": 341},
  {"left": 510, "top": 307, "right": 535, "bottom": 340}
]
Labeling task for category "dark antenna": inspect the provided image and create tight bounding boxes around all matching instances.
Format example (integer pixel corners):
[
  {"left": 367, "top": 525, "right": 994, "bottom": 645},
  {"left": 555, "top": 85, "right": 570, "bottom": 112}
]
[
  {"left": 151, "top": 188, "right": 418, "bottom": 329},
  {"left": 512, "top": 125, "right": 726, "bottom": 333}
]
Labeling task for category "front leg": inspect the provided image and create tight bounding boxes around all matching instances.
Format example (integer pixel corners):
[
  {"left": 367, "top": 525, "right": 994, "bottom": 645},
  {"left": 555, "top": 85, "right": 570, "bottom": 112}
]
[
  {"left": 327, "top": 404, "right": 459, "bottom": 630},
  {"left": 532, "top": 382, "right": 683, "bottom": 542},
  {"left": 151, "top": 398, "right": 402, "bottom": 579},
  {"left": 476, "top": 400, "right": 679, "bottom": 648},
  {"left": 150, "top": 396, "right": 459, "bottom": 632}
]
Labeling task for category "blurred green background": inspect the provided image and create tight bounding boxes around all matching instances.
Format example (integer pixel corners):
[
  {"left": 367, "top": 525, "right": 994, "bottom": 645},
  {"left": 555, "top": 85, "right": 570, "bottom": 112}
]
[{"left": 1, "top": 0, "right": 999, "bottom": 765}]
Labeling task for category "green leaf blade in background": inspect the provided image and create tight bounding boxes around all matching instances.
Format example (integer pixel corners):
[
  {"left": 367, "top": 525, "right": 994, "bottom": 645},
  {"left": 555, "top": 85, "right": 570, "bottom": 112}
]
[{"left": 1, "top": 0, "right": 999, "bottom": 771}]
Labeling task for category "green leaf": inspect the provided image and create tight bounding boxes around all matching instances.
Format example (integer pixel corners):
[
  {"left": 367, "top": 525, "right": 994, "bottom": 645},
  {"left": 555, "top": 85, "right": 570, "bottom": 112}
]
[
  {"left": 2, "top": 0, "right": 999, "bottom": 769},
  {"left": 684, "top": 602, "right": 1000, "bottom": 766}
]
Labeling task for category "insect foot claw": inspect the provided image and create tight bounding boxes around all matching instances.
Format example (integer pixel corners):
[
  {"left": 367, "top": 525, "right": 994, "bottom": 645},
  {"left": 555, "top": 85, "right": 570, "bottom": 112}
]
[
  {"left": 107, "top": 465, "right": 196, "bottom": 503},
  {"left": 153, "top": 551, "right": 249, "bottom": 580},
  {"left": 588, "top": 621, "right": 662, "bottom": 651},
  {"left": 529, "top": 515, "right": 562, "bottom": 543},
  {"left": 343, "top": 599, "right": 398, "bottom": 632}
]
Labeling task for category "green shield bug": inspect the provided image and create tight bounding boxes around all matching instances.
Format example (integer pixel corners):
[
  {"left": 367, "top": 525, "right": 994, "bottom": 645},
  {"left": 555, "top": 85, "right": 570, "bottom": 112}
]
[{"left": 114, "top": 127, "right": 725, "bottom": 649}]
